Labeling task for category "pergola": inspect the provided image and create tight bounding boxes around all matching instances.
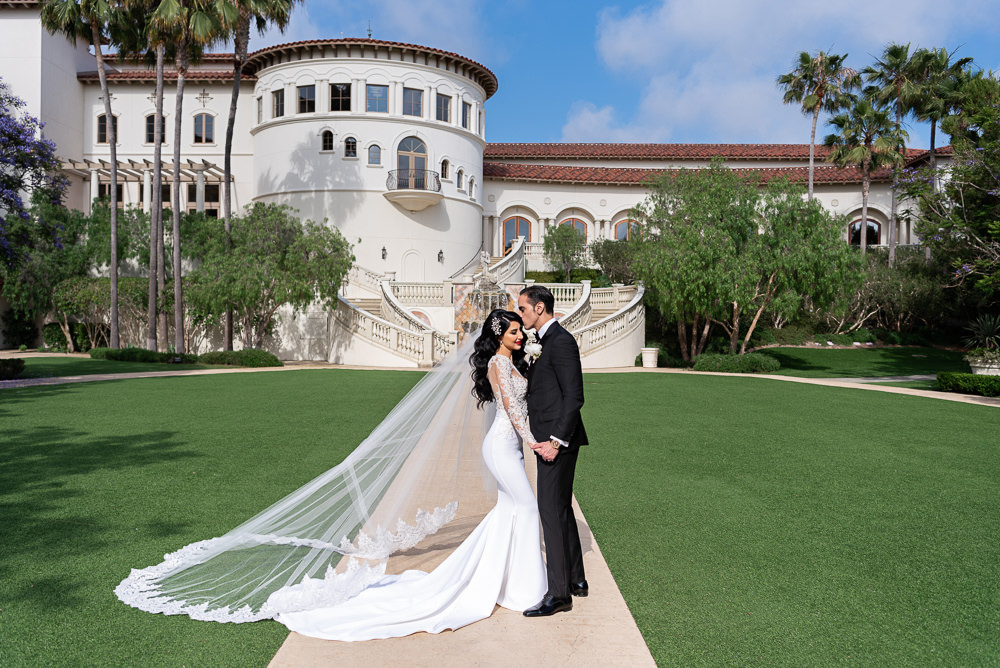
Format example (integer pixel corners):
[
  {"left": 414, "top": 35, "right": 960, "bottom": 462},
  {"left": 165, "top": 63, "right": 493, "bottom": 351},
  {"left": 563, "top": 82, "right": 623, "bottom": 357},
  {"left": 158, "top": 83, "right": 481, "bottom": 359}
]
[{"left": 61, "top": 158, "right": 230, "bottom": 213}]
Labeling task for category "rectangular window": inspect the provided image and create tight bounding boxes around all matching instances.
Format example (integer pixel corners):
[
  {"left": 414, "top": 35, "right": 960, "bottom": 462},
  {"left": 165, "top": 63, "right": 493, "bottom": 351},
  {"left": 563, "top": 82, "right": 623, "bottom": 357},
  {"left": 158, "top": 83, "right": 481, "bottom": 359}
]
[
  {"left": 330, "top": 83, "right": 351, "bottom": 111},
  {"left": 187, "top": 183, "right": 221, "bottom": 218},
  {"left": 145, "top": 115, "right": 166, "bottom": 144},
  {"left": 272, "top": 89, "right": 285, "bottom": 118},
  {"left": 402, "top": 87, "right": 422, "bottom": 117},
  {"left": 436, "top": 94, "right": 450, "bottom": 122},
  {"left": 98, "top": 183, "right": 125, "bottom": 207},
  {"left": 193, "top": 113, "right": 214, "bottom": 144},
  {"left": 297, "top": 84, "right": 315, "bottom": 113},
  {"left": 366, "top": 84, "right": 388, "bottom": 113},
  {"left": 256, "top": 97, "right": 263, "bottom": 124},
  {"left": 97, "top": 114, "right": 117, "bottom": 144},
  {"left": 461, "top": 102, "right": 471, "bottom": 130}
]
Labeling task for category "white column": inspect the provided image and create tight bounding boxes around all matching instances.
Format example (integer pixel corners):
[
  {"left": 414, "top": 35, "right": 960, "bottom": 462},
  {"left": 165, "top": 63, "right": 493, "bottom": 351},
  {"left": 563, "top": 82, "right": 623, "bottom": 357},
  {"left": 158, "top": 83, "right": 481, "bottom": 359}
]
[
  {"left": 391, "top": 81, "right": 402, "bottom": 115},
  {"left": 424, "top": 85, "right": 432, "bottom": 120},
  {"left": 430, "top": 85, "right": 439, "bottom": 121},
  {"left": 89, "top": 169, "right": 99, "bottom": 213},
  {"left": 317, "top": 79, "right": 328, "bottom": 112},
  {"left": 195, "top": 166, "right": 206, "bottom": 212},
  {"left": 452, "top": 93, "right": 461, "bottom": 127},
  {"left": 142, "top": 169, "right": 151, "bottom": 213},
  {"left": 353, "top": 78, "right": 363, "bottom": 112}
]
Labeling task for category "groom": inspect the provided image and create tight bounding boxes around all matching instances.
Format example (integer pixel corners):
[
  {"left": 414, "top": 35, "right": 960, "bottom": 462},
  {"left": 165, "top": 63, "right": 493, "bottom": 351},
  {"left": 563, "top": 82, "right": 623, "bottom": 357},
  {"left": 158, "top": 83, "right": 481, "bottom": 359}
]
[{"left": 517, "top": 285, "right": 588, "bottom": 617}]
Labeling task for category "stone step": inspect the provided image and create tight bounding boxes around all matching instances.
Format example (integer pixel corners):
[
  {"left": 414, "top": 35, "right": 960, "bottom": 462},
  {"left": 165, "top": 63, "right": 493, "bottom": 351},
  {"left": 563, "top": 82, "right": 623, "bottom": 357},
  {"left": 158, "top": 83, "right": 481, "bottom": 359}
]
[{"left": 350, "top": 298, "right": 383, "bottom": 314}]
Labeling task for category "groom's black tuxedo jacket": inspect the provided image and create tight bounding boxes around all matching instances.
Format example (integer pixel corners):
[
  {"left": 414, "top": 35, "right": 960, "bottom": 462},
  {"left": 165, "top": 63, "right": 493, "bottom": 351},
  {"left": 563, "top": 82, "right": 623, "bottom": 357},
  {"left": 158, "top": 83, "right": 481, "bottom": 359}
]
[{"left": 526, "top": 320, "right": 588, "bottom": 449}]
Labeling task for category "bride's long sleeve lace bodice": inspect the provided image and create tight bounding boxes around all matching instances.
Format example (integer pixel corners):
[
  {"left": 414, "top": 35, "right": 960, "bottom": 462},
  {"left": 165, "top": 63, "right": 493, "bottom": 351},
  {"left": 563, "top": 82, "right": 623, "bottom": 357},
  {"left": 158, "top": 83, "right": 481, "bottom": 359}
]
[{"left": 487, "top": 355, "right": 536, "bottom": 447}]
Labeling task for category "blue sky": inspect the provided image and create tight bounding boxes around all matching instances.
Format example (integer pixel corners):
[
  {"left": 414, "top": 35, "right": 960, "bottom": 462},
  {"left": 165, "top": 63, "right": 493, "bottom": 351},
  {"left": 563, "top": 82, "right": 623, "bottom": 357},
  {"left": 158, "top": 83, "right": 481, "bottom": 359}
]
[{"left": 256, "top": 0, "right": 1000, "bottom": 148}]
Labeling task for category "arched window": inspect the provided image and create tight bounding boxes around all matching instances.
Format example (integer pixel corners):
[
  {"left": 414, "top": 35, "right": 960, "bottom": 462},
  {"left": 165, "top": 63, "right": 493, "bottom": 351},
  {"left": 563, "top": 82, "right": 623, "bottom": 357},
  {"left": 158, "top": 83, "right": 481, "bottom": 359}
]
[
  {"left": 144, "top": 114, "right": 166, "bottom": 144},
  {"left": 97, "top": 113, "right": 117, "bottom": 144},
  {"left": 849, "top": 219, "right": 881, "bottom": 246},
  {"left": 440, "top": 159, "right": 450, "bottom": 179},
  {"left": 560, "top": 217, "right": 587, "bottom": 240},
  {"left": 503, "top": 216, "right": 531, "bottom": 253},
  {"left": 457, "top": 169, "right": 464, "bottom": 190},
  {"left": 193, "top": 113, "right": 214, "bottom": 143},
  {"left": 321, "top": 130, "right": 334, "bottom": 152},
  {"left": 468, "top": 177, "right": 476, "bottom": 199},
  {"left": 614, "top": 219, "right": 640, "bottom": 240},
  {"left": 368, "top": 144, "right": 381, "bottom": 165},
  {"left": 397, "top": 137, "right": 427, "bottom": 189},
  {"left": 344, "top": 137, "right": 357, "bottom": 158}
]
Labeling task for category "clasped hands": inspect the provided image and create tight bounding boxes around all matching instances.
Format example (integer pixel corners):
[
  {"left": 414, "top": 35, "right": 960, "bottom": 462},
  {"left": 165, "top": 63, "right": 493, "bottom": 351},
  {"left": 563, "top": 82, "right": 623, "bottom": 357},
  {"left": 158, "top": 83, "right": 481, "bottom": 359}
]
[{"left": 531, "top": 440, "right": 559, "bottom": 462}]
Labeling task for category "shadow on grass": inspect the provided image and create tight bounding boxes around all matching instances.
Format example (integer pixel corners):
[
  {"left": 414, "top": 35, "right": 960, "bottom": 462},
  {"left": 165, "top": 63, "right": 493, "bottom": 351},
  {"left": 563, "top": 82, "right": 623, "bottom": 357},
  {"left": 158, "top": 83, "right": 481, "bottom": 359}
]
[
  {"left": 0, "top": 422, "right": 200, "bottom": 607},
  {"left": 766, "top": 347, "right": 968, "bottom": 378}
]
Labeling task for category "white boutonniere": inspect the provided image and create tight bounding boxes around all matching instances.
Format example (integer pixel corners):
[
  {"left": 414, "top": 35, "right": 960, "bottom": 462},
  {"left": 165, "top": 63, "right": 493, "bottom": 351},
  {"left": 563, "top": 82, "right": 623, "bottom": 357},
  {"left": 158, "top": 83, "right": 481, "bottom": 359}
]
[{"left": 523, "top": 328, "right": 542, "bottom": 363}]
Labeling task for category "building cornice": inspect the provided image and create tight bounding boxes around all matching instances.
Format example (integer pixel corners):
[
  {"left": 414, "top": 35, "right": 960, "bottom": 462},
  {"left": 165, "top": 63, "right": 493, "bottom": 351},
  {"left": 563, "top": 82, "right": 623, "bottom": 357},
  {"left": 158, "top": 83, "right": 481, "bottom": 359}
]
[
  {"left": 244, "top": 38, "right": 498, "bottom": 99},
  {"left": 484, "top": 142, "right": 929, "bottom": 162}
]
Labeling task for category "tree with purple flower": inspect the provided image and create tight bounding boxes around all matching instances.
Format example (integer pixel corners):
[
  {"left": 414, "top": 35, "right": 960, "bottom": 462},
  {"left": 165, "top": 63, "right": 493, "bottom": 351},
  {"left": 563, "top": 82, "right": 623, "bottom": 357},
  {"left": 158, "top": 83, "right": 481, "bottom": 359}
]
[{"left": 0, "top": 76, "right": 63, "bottom": 269}]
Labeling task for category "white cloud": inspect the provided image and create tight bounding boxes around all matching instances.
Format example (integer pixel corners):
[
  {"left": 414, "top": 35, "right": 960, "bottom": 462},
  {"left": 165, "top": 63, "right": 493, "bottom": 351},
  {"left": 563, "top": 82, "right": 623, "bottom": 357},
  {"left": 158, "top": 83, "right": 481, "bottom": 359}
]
[{"left": 563, "top": 0, "right": 999, "bottom": 143}]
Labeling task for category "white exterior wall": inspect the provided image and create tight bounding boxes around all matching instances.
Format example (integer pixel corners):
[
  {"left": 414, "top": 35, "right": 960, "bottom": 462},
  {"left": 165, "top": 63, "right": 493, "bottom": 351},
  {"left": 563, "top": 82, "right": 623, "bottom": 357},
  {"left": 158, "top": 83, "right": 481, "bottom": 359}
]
[{"left": 251, "top": 55, "right": 487, "bottom": 282}]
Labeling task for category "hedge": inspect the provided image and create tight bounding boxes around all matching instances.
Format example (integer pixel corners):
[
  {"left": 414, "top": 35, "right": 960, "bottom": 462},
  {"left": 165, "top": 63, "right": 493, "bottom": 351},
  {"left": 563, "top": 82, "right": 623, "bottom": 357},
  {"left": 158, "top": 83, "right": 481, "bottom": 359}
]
[
  {"left": 693, "top": 352, "right": 781, "bottom": 374},
  {"left": 0, "top": 358, "right": 26, "bottom": 380},
  {"left": 198, "top": 349, "right": 282, "bottom": 368},
  {"left": 89, "top": 347, "right": 198, "bottom": 364},
  {"left": 937, "top": 372, "right": 1000, "bottom": 397}
]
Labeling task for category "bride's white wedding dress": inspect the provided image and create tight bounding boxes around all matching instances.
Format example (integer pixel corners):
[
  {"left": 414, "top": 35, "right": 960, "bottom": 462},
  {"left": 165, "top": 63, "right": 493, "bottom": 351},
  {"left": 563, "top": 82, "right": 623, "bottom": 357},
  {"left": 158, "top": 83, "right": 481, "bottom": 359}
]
[{"left": 277, "top": 354, "right": 546, "bottom": 641}]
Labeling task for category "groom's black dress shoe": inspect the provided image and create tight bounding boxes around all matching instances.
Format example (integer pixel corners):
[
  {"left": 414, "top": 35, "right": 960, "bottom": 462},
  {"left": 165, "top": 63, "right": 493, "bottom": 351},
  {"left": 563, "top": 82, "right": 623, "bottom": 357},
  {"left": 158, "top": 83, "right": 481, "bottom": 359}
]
[
  {"left": 523, "top": 595, "right": 573, "bottom": 617},
  {"left": 570, "top": 580, "right": 589, "bottom": 597}
]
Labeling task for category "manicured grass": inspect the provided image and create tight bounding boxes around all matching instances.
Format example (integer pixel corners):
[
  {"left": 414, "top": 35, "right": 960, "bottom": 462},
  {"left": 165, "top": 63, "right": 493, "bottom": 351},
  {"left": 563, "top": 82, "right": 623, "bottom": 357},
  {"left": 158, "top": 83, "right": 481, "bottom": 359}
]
[
  {"left": 764, "top": 346, "right": 968, "bottom": 378},
  {"left": 0, "top": 369, "right": 421, "bottom": 667},
  {"left": 3, "top": 370, "right": 998, "bottom": 665},
  {"left": 578, "top": 373, "right": 999, "bottom": 666},
  {"left": 16, "top": 355, "right": 214, "bottom": 379}
]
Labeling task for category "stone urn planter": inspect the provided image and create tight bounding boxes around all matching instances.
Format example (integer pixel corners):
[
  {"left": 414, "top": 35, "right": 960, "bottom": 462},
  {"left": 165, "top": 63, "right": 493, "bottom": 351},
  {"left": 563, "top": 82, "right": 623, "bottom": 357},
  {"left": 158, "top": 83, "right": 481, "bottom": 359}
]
[
  {"left": 965, "top": 349, "right": 1000, "bottom": 375},
  {"left": 640, "top": 347, "right": 660, "bottom": 368}
]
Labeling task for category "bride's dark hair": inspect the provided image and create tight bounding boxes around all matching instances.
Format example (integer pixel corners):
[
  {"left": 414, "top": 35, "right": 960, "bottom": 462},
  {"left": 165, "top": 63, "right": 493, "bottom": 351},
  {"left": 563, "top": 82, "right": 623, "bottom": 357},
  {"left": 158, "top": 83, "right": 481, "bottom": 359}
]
[{"left": 470, "top": 308, "right": 529, "bottom": 408}]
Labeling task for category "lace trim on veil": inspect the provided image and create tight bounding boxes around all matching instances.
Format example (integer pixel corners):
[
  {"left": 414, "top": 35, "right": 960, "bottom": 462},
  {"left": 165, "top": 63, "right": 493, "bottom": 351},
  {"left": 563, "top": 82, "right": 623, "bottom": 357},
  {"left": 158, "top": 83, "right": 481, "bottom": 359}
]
[{"left": 114, "top": 502, "right": 458, "bottom": 623}]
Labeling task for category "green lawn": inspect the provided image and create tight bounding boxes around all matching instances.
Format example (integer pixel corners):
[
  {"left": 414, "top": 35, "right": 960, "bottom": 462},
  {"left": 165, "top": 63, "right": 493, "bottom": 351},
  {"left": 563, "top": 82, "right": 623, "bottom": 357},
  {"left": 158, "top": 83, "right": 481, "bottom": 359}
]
[
  {"left": 15, "top": 355, "right": 215, "bottom": 379},
  {"left": 869, "top": 379, "right": 942, "bottom": 391},
  {"left": 2, "top": 370, "right": 998, "bottom": 666},
  {"left": 764, "top": 346, "right": 968, "bottom": 378}
]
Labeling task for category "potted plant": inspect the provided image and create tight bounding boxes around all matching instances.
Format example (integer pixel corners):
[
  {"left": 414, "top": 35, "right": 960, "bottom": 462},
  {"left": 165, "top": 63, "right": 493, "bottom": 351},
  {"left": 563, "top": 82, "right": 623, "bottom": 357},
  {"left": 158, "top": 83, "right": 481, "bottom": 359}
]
[{"left": 963, "top": 314, "right": 1000, "bottom": 375}]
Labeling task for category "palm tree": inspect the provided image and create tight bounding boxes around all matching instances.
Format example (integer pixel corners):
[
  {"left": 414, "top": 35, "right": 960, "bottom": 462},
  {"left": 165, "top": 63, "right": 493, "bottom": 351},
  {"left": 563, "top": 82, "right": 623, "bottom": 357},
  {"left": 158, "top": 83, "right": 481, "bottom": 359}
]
[
  {"left": 911, "top": 47, "right": 973, "bottom": 185},
  {"left": 864, "top": 43, "right": 920, "bottom": 266},
  {"left": 41, "top": 0, "right": 122, "bottom": 348},
  {"left": 825, "top": 98, "right": 908, "bottom": 256},
  {"left": 150, "top": 0, "right": 235, "bottom": 353},
  {"left": 777, "top": 50, "right": 860, "bottom": 200},
  {"left": 221, "top": 0, "right": 297, "bottom": 350},
  {"left": 110, "top": 1, "right": 170, "bottom": 350}
]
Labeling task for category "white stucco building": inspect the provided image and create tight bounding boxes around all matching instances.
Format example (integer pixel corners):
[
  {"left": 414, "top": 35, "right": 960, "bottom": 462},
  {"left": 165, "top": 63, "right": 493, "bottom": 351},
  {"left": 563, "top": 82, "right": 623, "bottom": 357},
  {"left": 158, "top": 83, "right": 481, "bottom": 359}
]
[{"left": 0, "top": 2, "right": 935, "bottom": 364}]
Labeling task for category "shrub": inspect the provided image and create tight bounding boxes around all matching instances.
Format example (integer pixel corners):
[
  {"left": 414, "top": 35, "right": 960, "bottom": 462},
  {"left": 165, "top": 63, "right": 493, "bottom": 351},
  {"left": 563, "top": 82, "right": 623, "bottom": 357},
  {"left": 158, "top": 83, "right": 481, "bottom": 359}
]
[
  {"left": 750, "top": 327, "right": 778, "bottom": 347},
  {"left": 937, "top": 372, "right": 1000, "bottom": 397},
  {"left": 42, "top": 322, "right": 100, "bottom": 352},
  {"left": 88, "top": 347, "right": 198, "bottom": 364},
  {"left": 0, "top": 358, "right": 26, "bottom": 380},
  {"left": 692, "top": 353, "right": 781, "bottom": 373},
  {"left": 771, "top": 324, "right": 813, "bottom": 346},
  {"left": 1, "top": 310, "right": 38, "bottom": 348},
  {"left": 199, "top": 349, "right": 282, "bottom": 367}
]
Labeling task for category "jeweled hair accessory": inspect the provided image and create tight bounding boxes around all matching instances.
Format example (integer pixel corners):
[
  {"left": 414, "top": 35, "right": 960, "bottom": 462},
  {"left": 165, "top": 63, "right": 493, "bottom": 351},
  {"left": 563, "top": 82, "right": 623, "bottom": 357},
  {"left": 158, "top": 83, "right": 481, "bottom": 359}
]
[{"left": 490, "top": 317, "right": 503, "bottom": 336}]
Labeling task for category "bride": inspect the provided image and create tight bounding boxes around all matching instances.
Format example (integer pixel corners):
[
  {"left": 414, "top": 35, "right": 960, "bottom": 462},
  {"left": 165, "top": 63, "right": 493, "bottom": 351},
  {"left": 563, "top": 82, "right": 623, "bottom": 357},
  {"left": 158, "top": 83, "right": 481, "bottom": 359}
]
[{"left": 116, "top": 309, "right": 546, "bottom": 641}]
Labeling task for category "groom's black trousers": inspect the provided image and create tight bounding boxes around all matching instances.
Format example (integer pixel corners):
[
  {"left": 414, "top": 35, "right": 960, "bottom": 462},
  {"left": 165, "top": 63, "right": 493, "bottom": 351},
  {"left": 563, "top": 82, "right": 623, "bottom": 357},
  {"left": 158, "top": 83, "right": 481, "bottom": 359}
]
[{"left": 535, "top": 446, "right": 585, "bottom": 598}]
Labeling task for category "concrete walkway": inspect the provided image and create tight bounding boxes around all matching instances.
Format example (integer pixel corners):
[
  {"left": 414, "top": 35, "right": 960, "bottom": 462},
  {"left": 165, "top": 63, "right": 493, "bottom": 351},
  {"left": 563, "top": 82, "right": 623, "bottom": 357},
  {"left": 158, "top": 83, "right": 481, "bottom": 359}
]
[{"left": 4, "top": 351, "right": 997, "bottom": 667}]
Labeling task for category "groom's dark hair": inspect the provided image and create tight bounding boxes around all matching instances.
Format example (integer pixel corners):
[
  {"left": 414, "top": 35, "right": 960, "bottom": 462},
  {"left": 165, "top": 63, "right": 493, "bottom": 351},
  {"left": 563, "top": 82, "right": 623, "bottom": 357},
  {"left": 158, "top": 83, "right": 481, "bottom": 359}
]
[{"left": 519, "top": 285, "right": 554, "bottom": 315}]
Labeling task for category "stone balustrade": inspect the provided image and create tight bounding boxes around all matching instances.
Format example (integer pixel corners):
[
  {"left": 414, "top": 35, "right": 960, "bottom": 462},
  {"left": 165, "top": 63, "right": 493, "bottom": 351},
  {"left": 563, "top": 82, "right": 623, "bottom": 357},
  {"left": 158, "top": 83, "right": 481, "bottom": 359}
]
[
  {"left": 332, "top": 297, "right": 434, "bottom": 365},
  {"left": 574, "top": 285, "right": 645, "bottom": 360},
  {"left": 346, "top": 264, "right": 384, "bottom": 295},
  {"left": 390, "top": 281, "right": 453, "bottom": 306},
  {"left": 557, "top": 281, "right": 592, "bottom": 332}
]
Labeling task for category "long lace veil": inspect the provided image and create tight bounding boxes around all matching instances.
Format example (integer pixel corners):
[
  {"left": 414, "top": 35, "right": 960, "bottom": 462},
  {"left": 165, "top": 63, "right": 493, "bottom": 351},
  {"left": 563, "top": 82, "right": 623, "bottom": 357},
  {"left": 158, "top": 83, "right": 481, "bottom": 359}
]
[{"left": 116, "top": 332, "right": 496, "bottom": 623}]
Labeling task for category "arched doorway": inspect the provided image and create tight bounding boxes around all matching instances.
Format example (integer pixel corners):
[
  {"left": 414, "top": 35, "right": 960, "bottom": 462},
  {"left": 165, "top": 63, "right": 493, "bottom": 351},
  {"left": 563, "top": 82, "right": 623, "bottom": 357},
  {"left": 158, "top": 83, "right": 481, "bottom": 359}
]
[
  {"left": 401, "top": 250, "right": 425, "bottom": 281},
  {"left": 397, "top": 137, "right": 427, "bottom": 189},
  {"left": 503, "top": 216, "right": 531, "bottom": 254}
]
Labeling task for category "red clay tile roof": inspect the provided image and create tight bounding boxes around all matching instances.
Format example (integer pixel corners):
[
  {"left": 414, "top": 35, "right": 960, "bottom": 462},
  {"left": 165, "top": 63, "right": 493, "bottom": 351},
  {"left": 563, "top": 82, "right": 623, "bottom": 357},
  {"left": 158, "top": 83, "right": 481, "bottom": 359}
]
[
  {"left": 484, "top": 143, "right": 927, "bottom": 161},
  {"left": 483, "top": 161, "right": 893, "bottom": 186},
  {"left": 77, "top": 70, "right": 255, "bottom": 83},
  {"left": 244, "top": 38, "right": 498, "bottom": 98}
]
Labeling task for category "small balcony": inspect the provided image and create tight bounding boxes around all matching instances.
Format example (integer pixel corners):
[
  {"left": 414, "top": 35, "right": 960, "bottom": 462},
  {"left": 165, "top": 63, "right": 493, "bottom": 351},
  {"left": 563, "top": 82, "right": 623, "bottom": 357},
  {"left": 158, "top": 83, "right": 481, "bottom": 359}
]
[{"left": 383, "top": 169, "right": 444, "bottom": 212}]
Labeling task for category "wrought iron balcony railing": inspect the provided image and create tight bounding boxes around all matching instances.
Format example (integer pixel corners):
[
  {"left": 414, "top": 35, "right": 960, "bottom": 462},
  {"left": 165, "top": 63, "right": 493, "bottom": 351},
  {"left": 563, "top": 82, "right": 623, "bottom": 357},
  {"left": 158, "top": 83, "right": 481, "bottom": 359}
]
[{"left": 386, "top": 169, "right": 442, "bottom": 192}]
